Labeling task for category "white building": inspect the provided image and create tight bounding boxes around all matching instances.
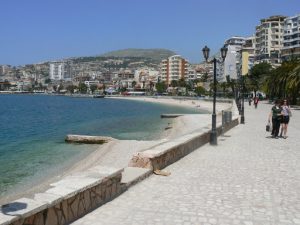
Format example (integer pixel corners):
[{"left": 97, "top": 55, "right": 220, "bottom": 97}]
[
  {"left": 255, "top": 15, "right": 286, "bottom": 66},
  {"left": 49, "top": 62, "right": 72, "bottom": 81},
  {"left": 223, "top": 36, "right": 246, "bottom": 81},
  {"left": 282, "top": 14, "right": 300, "bottom": 60}
]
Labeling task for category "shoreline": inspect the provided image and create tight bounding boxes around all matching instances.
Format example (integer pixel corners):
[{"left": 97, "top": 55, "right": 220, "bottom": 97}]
[{"left": 0, "top": 96, "right": 233, "bottom": 205}]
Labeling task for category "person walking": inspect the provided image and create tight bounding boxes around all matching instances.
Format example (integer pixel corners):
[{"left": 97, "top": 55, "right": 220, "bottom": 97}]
[
  {"left": 280, "top": 99, "right": 292, "bottom": 139},
  {"left": 269, "top": 100, "right": 283, "bottom": 138},
  {"left": 254, "top": 97, "right": 259, "bottom": 109},
  {"left": 248, "top": 97, "right": 252, "bottom": 106}
]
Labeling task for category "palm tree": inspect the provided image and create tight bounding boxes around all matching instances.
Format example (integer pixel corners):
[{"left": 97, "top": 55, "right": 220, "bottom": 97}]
[
  {"left": 286, "top": 63, "right": 300, "bottom": 104},
  {"left": 262, "top": 60, "right": 299, "bottom": 101}
]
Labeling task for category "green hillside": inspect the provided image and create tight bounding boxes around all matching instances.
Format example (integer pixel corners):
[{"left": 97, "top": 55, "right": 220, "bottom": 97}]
[{"left": 101, "top": 48, "right": 176, "bottom": 61}]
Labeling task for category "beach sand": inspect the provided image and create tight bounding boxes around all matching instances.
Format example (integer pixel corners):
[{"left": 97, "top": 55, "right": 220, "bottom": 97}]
[{"left": 0, "top": 97, "right": 233, "bottom": 204}]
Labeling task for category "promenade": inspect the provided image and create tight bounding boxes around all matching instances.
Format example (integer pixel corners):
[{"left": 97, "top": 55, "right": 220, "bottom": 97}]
[{"left": 73, "top": 101, "right": 300, "bottom": 225}]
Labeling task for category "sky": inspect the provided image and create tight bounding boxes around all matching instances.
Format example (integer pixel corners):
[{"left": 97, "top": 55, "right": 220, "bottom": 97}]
[{"left": 0, "top": 0, "right": 299, "bottom": 66}]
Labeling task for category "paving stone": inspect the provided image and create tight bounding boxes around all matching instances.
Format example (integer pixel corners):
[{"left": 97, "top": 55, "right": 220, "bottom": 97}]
[{"left": 72, "top": 103, "right": 300, "bottom": 224}]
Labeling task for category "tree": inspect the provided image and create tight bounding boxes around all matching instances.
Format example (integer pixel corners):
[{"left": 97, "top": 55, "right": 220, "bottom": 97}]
[
  {"left": 248, "top": 62, "right": 272, "bottom": 97},
  {"left": 262, "top": 60, "right": 299, "bottom": 102},
  {"left": 170, "top": 80, "right": 178, "bottom": 87},
  {"left": 66, "top": 85, "right": 77, "bottom": 94},
  {"left": 45, "top": 78, "right": 51, "bottom": 84},
  {"left": 90, "top": 84, "right": 98, "bottom": 94},
  {"left": 284, "top": 61, "right": 300, "bottom": 104},
  {"left": 178, "top": 78, "right": 186, "bottom": 87},
  {"left": 78, "top": 83, "right": 88, "bottom": 94},
  {"left": 132, "top": 81, "right": 137, "bottom": 90},
  {"left": 155, "top": 81, "right": 167, "bottom": 93},
  {"left": 195, "top": 86, "right": 206, "bottom": 96},
  {"left": 219, "top": 82, "right": 228, "bottom": 97}
]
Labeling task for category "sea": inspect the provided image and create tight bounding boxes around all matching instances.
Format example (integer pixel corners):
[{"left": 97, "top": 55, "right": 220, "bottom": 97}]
[{"left": 0, "top": 94, "right": 204, "bottom": 199}]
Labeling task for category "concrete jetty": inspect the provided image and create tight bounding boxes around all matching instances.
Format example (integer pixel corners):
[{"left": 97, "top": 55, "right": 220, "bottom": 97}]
[
  {"left": 160, "top": 114, "right": 184, "bottom": 118},
  {"left": 65, "top": 135, "right": 113, "bottom": 144},
  {"left": 72, "top": 102, "right": 300, "bottom": 225}
]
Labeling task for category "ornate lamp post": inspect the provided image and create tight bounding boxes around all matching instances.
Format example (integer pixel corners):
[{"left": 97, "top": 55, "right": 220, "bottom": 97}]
[{"left": 202, "top": 45, "right": 228, "bottom": 145}]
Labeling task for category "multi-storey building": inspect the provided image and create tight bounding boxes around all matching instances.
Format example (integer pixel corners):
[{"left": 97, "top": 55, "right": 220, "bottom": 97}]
[
  {"left": 255, "top": 15, "right": 286, "bottom": 66},
  {"left": 237, "top": 36, "right": 255, "bottom": 76},
  {"left": 160, "top": 55, "right": 189, "bottom": 85},
  {"left": 49, "top": 62, "right": 72, "bottom": 81},
  {"left": 0, "top": 65, "right": 11, "bottom": 76},
  {"left": 223, "top": 36, "right": 246, "bottom": 81},
  {"left": 282, "top": 14, "right": 300, "bottom": 60}
]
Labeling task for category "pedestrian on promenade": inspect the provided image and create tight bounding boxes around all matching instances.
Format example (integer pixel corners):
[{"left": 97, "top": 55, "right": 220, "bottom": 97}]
[
  {"left": 254, "top": 97, "right": 259, "bottom": 109},
  {"left": 269, "top": 99, "right": 283, "bottom": 138},
  {"left": 280, "top": 99, "right": 292, "bottom": 139},
  {"left": 248, "top": 97, "right": 252, "bottom": 106}
]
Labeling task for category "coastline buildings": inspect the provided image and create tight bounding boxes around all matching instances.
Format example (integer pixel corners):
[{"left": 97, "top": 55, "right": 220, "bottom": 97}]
[
  {"left": 281, "top": 14, "right": 300, "bottom": 60},
  {"left": 254, "top": 15, "right": 286, "bottom": 66},
  {"left": 160, "top": 55, "right": 189, "bottom": 85}
]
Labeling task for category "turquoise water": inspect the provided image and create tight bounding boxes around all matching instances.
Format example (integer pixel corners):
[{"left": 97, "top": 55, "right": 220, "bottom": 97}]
[{"left": 0, "top": 94, "right": 202, "bottom": 197}]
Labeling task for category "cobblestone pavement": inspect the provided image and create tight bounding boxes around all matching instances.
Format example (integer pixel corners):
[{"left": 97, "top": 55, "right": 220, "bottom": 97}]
[{"left": 73, "top": 102, "right": 300, "bottom": 225}]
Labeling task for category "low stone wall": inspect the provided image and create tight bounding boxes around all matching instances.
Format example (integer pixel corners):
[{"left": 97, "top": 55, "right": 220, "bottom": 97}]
[
  {"left": 0, "top": 167, "right": 125, "bottom": 225},
  {"left": 129, "top": 117, "right": 239, "bottom": 171}
]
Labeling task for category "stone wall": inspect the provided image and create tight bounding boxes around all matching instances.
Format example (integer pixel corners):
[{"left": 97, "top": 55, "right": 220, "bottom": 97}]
[
  {"left": 129, "top": 117, "right": 239, "bottom": 171},
  {"left": 1, "top": 167, "right": 125, "bottom": 225}
]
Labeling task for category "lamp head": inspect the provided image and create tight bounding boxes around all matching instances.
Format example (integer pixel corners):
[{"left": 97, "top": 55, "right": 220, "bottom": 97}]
[
  {"left": 202, "top": 46, "right": 210, "bottom": 62},
  {"left": 220, "top": 45, "right": 228, "bottom": 61}
]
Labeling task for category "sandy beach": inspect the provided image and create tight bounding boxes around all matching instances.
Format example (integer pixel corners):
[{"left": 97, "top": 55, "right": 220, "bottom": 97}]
[{"left": 0, "top": 96, "right": 233, "bottom": 204}]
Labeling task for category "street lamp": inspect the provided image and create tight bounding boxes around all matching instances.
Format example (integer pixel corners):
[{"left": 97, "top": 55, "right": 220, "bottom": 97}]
[
  {"left": 202, "top": 45, "right": 228, "bottom": 145},
  {"left": 240, "top": 75, "right": 245, "bottom": 124}
]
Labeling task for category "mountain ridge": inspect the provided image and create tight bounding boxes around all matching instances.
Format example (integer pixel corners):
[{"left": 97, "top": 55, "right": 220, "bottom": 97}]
[{"left": 100, "top": 48, "right": 177, "bottom": 61}]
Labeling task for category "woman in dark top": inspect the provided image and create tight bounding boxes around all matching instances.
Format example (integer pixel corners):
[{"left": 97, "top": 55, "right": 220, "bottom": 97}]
[{"left": 268, "top": 100, "right": 283, "bottom": 138}]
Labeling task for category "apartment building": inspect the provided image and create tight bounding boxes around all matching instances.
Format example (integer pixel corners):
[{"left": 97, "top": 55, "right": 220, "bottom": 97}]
[
  {"left": 238, "top": 36, "right": 255, "bottom": 76},
  {"left": 282, "top": 14, "right": 300, "bottom": 60},
  {"left": 160, "top": 55, "right": 189, "bottom": 85},
  {"left": 255, "top": 15, "right": 286, "bottom": 66},
  {"left": 223, "top": 36, "right": 246, "bottom": 81},
  {"left": 49, "top": 62, "right": 72, "bottom": 81}
]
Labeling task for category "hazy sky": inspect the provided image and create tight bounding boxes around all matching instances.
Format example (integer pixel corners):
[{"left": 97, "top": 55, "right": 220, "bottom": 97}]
[{"left": 0, "top": 0, "right": 299, "bottom": 65}]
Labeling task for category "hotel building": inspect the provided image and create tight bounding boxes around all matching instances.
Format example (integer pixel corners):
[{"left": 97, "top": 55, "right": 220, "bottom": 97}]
[
  {"left": 254, "top": 15, "right": 286, "bottom": 66},
  {"left": 49, "top": 62, "right": 72, "bottom": 81},
  {"left": 281, "top": 14, "right": 300, "bottom": 60},
  {"left": 160, "top": 55, "right": 189, "bottom": 85}
]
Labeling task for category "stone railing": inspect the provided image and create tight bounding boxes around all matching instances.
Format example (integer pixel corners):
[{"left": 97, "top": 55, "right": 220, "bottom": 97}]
[
  {"left": 0, "top": 167, "right": 125, "bottom": 225},
  {"left": 129, "top": 115, "right": 239, "bottom": 171}
]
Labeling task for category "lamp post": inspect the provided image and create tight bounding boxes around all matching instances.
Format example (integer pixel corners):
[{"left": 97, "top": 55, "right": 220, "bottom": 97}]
[
  {"left": 202, "top": 45, "right": 228, "bottom": 145},
  {"left": 240, "top": 75, "right": 245, "bottom": 124}
]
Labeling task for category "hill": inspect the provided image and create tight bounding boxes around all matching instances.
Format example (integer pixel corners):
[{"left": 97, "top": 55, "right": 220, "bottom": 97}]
[{"left": 100, "top": 48, "right": 177, "bottom": 62}]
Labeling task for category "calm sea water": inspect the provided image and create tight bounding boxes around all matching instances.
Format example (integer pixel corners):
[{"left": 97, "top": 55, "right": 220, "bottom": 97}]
[{"left": 0, "top": 94, "right": 202, "bottom": 197}]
